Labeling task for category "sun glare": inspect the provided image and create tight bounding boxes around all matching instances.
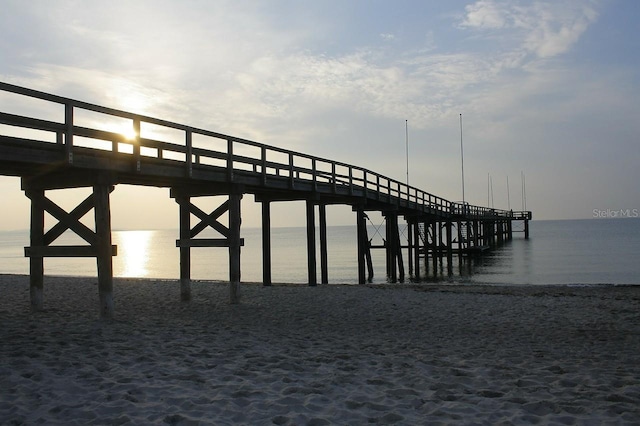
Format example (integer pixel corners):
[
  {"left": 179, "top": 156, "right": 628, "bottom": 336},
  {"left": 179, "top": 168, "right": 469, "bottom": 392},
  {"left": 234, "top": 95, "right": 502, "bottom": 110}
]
[{"left": 120, "top": 125, "right": 138, "bottom": 141}]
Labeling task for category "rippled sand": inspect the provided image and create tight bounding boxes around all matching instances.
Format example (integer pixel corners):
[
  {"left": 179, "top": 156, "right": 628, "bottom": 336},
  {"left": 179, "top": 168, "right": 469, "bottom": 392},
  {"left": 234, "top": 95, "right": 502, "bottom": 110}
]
[{"left": 1, "top": 275, "right": 639, "bottom": 425}]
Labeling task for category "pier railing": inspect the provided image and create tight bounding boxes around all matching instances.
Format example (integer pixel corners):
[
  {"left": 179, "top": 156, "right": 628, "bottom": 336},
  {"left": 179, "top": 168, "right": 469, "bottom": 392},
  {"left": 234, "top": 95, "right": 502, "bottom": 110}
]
[{"left": 1, "top": 82, "right": 525, "bottom": 220}]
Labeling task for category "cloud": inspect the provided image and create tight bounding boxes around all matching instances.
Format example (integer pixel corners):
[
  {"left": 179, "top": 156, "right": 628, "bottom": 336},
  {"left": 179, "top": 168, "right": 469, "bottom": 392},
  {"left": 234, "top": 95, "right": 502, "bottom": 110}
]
[
  {"left": 459, "top": 0, "right": 599, "bottom": 59},
  {"left": 460, "top": 0, "right": 508, "bottom": 29}
]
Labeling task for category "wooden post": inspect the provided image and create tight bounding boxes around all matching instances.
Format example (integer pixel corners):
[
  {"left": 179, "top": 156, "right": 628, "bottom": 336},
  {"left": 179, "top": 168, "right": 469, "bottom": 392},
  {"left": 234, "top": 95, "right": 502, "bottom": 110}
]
[
  {"left": 356, "top": 209, "right": 366, "bottom": 284},
  {"left": 178, "top": 196, "right": 192, "bottom": 301},
  {"left": 432, "top": 221, "right": 438, "bottom": 274},
  {"left": 446, "top": 220, "right": 453, "bottom": 276},
  {"left": 474, "top": 220, "right": 480, "bottom": 247},
  {"left": 27, "top": 189, "right": 44, "bottom": 312},
  {"left": 94, "top": 184, "right": 114, "bottom": 319},
  {"left": 319, "top": 204, "right": 328, "bottom": 284},
  {"left": 262, "top": 201, "right": 272, "bottom": 286},
  {"left": 65, "top": 103, "right": 73, "bottom": 164},
  {"left": 489, "top": 221, "right": 496, "bottom": 247},
  {"left": 524, "top": 219, "right": 530, "bottom": 239},
  {"left": 306, "top": 200, "right": 317, "bottom": 286},
  {"left": 423, "top": 221, "right": 429, "bottom": 276},
  {"left": 407, "top": 219, "right": 414, "bottom": 279},
  {"left": 396, "top": 218, "right": 405, "bottom": 283},
  {"left": 385, "top": 212, "right": 397, "bottom": 283},
  {"left": 228, "top": 191, "right": 242, "bottom": 303},
  {"left": 413, "top": 221, "right": 420, "bottom": 281}
]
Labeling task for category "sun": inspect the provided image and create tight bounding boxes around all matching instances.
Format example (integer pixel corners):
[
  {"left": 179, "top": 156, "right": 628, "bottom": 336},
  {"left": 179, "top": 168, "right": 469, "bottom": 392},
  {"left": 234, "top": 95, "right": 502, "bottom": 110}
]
[{"left": 120, "top": 124, "right": 138, "bottom": 142}]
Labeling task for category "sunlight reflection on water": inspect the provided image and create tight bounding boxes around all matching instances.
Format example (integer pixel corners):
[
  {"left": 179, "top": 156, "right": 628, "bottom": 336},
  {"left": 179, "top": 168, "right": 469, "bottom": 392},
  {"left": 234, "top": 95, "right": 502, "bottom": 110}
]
[{"left": 114, "top": 230, "right": 152, "bottom": 278}]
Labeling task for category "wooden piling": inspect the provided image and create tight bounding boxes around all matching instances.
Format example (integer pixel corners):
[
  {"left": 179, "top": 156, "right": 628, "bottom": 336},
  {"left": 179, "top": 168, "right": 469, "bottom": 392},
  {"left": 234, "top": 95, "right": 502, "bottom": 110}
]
[
  {"left": 27, "top": 189, "right": 44, "bottom": 312},
  {"left": 261, "top": 201, "right": 272, "bottom": 286},
  {"left": 94, "top": 184, "right": 114, "bottom": 319},
  {"left": 356, "top": 209, "right": 367, "bottom": 284},
  {"left": 228, "top": 191, "right": 242, "bottom": 304},
  {"left": 432, "top": 221, "right": 438, "bottom": 274},
  {"left": 407, "top": 220, "right": 414, "bottom": 279},
  {"left": 413, "top": 221, "right": 420, "bottom": 281},
  {"left": 319, "top": 204, "right": 328, "bottom": 284},
  {"left": 446, "top": 221, "right": 453, "bottom": 275},
  {"left": 306, "top": 200, "right": 317, "bottom": 286},
  {"left": 177, "top": 196, "right": 192, "bottom": 301}
]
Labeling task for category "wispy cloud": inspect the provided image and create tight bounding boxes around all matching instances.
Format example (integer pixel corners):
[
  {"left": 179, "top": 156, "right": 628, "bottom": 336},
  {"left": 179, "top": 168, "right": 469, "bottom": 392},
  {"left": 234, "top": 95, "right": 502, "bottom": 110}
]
[{"left": 459, "top": 0, "right": 599, "bottom": 59}]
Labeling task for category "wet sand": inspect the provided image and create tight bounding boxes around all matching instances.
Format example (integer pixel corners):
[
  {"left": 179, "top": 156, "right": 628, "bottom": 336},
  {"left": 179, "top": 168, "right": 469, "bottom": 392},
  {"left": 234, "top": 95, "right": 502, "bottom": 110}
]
[{"left": 1, "top": 275, "right": 639, "bottom": 425}]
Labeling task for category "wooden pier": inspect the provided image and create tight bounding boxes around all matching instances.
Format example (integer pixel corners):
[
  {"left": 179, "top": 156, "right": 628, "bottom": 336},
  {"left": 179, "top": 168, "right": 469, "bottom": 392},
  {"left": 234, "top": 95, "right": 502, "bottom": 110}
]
[{"left": 0, "top": 82, "right": 531, "bottom": 317}]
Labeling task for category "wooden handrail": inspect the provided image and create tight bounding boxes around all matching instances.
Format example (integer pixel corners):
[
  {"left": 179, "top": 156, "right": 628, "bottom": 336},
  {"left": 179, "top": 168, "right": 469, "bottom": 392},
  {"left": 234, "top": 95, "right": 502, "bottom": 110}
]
[{"left": 0, "top": 81, "right": 529, "bottom": 220}]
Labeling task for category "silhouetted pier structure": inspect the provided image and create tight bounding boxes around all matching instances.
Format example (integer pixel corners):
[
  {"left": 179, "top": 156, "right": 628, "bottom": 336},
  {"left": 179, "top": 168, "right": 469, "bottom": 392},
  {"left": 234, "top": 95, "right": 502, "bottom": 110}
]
[{"left": 0, "top": 82, "right": 531, "bottom": 317}]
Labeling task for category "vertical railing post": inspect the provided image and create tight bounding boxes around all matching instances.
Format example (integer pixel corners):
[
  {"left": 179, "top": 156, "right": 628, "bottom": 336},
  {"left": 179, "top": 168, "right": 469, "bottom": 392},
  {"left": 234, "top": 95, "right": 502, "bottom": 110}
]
[
  {"left": 185, "top": 130, "right": 193, "bottom": 178},
  {"left": 227, "top": 138, "right": 234, "bottom": 182},
  {"left": 261, "top": 146, "right": 267, "bottom": 186},
  {"left": 312, "top": 158, "right": 317, "bottom": 192},
  {"left": 362, "top": 170, "right": 367, "bottom": 199},
  {"left": 65, "top": 103, "right": 74, "bottom": 164},
  {"left": 133, "top": 118, "right": 141, "bottom": 172},
  {"left": 289, "top": 153, "right": 294, "bottom": 189},
  {"left": 331, "top": 163, "right": 337, "bottom": 194}
]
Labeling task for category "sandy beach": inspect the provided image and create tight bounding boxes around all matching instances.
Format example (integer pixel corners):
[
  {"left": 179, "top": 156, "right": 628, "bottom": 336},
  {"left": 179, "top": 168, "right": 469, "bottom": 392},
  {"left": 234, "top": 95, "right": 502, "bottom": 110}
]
[{"left": 1, "top": 275, "right": 639, "bottom": 425}]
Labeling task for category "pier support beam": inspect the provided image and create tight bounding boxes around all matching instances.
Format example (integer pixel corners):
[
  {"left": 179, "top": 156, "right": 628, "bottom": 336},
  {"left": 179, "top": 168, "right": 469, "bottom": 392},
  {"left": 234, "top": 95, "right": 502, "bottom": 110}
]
[
  {"left": 172, "top": 186, "right": 244, "bottom": 304},
  {"left": 261, "top": 201, "right": 272, "bottom": 286},
  {"left": 306, "top": 200, "right": 317, "bottom": 286},
  {"left": 319, "top": 204, "right": 328, "bottom": 284},
  {"left": 94, "top": 184, "right": 114, "bottom": 318},
  {"left": 28, "top": 189, "right": 44, "bottom": 312},
  {"left": 356, "top": 209, "right": 373, "bottom": 284},
  {"left": 423, "top": 221, "right": 429, "bottom": 276},
  {"left": 23, "top": 178, "right": 117, "bottom": 319},
  {"left": 412, "top": 221, "right": 421, "bottom": 281},
  {"left": 445, "top": 221, "right": 453, "bottom": 276},
  {"left": 383, "top": 211, "right": 404, "bottom": 283},
  {"left": 431, "top": 221, "right": 442, "bottom": 277},
  {"left": 177, "top": 196, "right": 192, "bottom": 301},
  {"left": 228, "top": 191, "right": 242, "bottom": 304}
]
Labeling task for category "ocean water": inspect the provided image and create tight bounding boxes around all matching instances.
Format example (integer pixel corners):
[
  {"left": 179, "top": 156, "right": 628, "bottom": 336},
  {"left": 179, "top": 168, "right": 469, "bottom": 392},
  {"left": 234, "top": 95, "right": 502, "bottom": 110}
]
[{"left": 0, "top": 219, "right": 638, "bottom": 285}]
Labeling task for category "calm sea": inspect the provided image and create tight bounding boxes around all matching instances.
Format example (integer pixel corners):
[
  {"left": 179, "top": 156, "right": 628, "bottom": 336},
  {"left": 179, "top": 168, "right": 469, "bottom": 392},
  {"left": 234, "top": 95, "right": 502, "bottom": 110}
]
[{"left": 0, "top": 219, "right": 638, "bottom": 286}]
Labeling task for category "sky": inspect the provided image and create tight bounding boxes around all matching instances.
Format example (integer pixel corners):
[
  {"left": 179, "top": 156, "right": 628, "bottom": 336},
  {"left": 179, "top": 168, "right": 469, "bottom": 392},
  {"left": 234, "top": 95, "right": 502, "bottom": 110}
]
[{"left": 1, "top": 0, "right": 639, "bottom": 231}]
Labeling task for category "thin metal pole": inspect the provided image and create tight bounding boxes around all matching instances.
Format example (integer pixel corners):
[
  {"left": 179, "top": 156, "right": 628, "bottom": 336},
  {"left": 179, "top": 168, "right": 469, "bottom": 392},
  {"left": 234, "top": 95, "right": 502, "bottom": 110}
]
[
  {"left": 507, "top": 175, "right": 511, "bottom": 210},
  {"left": 405, "top": 119, "right": 409, "bottom": 186},
  {"left": 523, "top": 173, "right": 527, "bottom": 211},
  {"left": 460, "top": 114, "right": 465, "bottom": 209},
  {"left": 490, "top": 175, "right": 494, "bottom": 208},
  {"left": 487, "top": 173, "right": 490, "bottom": 207}
]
